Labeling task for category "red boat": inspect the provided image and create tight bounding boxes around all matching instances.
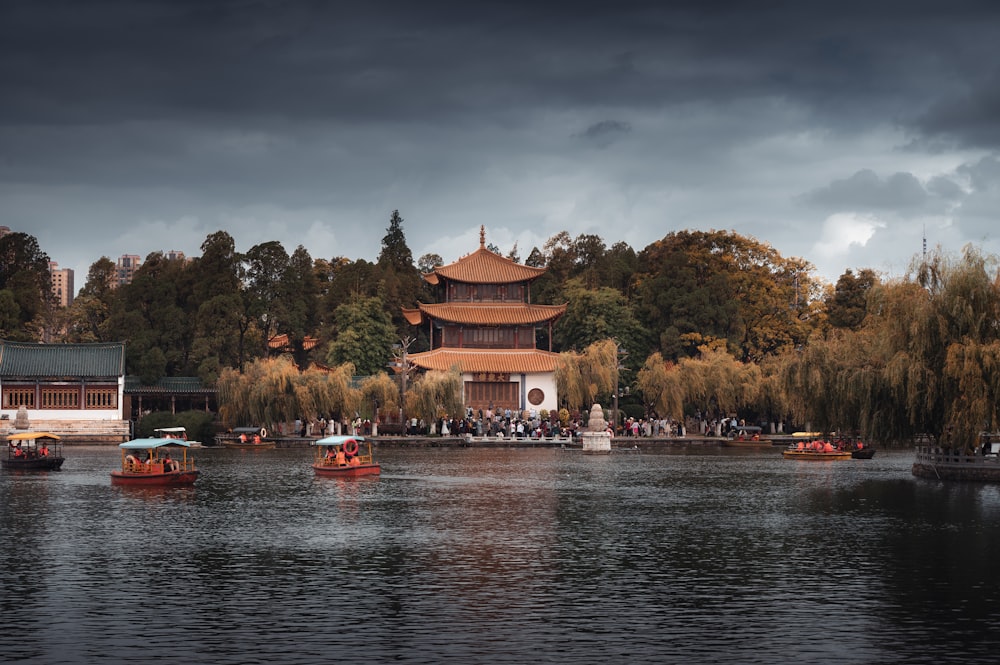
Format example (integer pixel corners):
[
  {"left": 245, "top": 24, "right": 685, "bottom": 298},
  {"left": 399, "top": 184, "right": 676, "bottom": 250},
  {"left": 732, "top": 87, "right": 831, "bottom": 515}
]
[
  {"left": 111, "top": 438, "right": 200, "bottom": 486},
  {"left": 312, "top": 435, "right": 380, "bottom": 477}
]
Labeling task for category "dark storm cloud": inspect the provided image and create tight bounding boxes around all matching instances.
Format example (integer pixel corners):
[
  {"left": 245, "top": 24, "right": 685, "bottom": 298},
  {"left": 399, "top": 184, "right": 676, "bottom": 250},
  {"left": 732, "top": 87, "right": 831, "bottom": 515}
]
[
  {"left": 4, "top": 0, "right": 1000, "bottom": 286},
  {"left": 914, "top": 72, "right": 1000, "bottom": 148},
  {"left": 4, "top": 1, "right": 996, "bottom": 129},
  {"left": 574, "top": 121, "right": 632, "bottom": 145},
  {"left": 802, "top": 170, "right": 930, "bottom": 212}
]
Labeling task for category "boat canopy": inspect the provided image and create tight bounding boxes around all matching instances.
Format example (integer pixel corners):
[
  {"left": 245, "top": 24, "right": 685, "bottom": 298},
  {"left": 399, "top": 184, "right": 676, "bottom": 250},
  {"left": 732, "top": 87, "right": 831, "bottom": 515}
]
[
  {"left": 314, "top": 435, "right": 366, "bottom": 447},
  {"left": 154, "top": 427, "right": 187, "bottom": 434},
  {"left": 232, "top": 426, "right": 265, "bottom": 435},
  {"left": 120, "top": 438, "right": 193, "bottom": 450},
  {"left": 6, "top": 431, "right": 61, "bottom": 441}
]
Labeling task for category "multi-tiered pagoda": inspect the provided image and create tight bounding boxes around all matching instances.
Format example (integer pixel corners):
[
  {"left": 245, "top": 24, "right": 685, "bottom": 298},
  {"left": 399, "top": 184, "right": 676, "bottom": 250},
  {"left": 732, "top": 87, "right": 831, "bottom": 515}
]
[{"left": 402, "top": 228, "right": 566, "bottom": 414}]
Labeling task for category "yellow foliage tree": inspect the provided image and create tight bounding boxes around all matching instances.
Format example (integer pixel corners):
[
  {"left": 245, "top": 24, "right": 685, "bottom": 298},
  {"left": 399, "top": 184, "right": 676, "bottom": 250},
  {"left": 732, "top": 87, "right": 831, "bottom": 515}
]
[
  {"left": 404, "top": 367, "right": 464, "bottom": 428},
  {"left": 217, "top": 356, "right": 360, "bottom": 431},
  {"left": 555, "top": 339, "right": 618, "bottom": 412}
]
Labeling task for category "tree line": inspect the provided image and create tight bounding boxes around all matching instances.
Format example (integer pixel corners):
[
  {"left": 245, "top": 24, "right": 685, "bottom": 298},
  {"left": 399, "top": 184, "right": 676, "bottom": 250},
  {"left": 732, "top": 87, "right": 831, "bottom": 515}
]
[{"left": 3, "top": 213, "right": 997, "bottom": 450}]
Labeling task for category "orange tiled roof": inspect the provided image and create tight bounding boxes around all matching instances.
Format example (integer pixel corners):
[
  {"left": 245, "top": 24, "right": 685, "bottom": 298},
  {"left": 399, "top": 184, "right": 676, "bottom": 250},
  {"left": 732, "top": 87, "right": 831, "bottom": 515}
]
[
  {"left": 405, "top": 302, "right": 566, "bottom": 326},
  {"left": 428, "top": 246, "right": 545, "bottom": 285},
  {"left": 408, "top": 348, "right": 560, "bottom": 373},
  {"left": 402, "top": 307, "right": 423, "bottom": 326},
  {"left": 268, "top": 334, "right": 320, "bottom": 351}
]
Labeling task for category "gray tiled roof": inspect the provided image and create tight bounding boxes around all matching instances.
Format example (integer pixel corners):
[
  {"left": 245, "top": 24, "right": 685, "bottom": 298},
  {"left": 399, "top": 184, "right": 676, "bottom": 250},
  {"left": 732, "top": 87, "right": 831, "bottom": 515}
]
[
  {"left": 0, "top": 340, "right": 126, "bottom": 378},
  {"left": 125, "top": 376, "right": 214, "bottom": 394}
]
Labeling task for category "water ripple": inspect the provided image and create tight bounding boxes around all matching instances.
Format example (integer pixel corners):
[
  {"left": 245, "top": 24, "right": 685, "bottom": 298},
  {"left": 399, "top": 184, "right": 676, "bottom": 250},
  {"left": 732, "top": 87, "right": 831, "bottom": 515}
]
[{"left": 2, "top": 447, "right": 999, "bottom": 663}]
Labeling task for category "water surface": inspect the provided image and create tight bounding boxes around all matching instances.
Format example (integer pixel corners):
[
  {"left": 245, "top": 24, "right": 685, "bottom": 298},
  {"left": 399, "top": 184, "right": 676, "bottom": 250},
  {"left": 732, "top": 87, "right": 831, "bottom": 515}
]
[{"left": 3, "top": 445, "right": 999, "bottom": 664}]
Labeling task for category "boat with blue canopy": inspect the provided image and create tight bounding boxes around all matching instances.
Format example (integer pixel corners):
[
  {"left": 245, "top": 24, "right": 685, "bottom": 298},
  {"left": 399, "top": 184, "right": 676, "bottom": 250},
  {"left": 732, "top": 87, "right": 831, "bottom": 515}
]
[
  {"left": 111, "top": 438, "right": 200, "bottom": 485},
  {"left": 312, "top": 435, "right": 380, "bottom": 477}
]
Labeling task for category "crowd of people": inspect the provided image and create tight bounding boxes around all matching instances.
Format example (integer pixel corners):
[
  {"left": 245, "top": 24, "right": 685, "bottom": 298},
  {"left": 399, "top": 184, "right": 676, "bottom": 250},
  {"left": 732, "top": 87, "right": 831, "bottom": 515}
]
[
  {"left": 279, "top": 407, "right": 702, "bottom": 440},
  {"left": 433, "top": 407, "right": 689, "bottom": 440}
]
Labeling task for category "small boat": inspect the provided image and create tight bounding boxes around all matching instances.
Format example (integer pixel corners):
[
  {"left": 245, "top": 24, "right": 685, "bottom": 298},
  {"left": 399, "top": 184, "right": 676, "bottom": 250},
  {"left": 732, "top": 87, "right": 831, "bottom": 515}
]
[
  {"left": 218, "top": 426, "right": 276, "bottom": 449},
  {"left": 111, "top": 438, "right": 199, "bottom": 485},
  {"left": 783, "top": 448, "right": 853, "bottom": 460},
  {"left": 783, "top": 436, "right": 853, "bottom": 460},
  {"left": 834, "top": 435, "right": 875, "bottom": 459},
  {"left": 851, "top": 446, "right": 876, "bottom": 459},
  {"left": 3, "top": 432, "right": 65, "bottom": 471},
  {"left": 312, "top": 435, "right": 380, "bottom": 477},
  {"left": 152, "top": 426, "right": 203, "bottom": 447},
  {"left": 722, "top": 425, "right": 772, "bottom": 448}
]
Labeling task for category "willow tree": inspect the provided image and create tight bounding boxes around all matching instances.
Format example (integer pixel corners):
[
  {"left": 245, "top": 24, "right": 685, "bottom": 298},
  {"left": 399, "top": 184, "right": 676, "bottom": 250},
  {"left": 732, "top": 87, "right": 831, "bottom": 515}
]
[
  {"left": 360, "top": 372, "right": 401, "bottom": 420},
  {"left": 776, "top": 327, "right": 878, "bottom": 435},
  {"left": 782, "top": 246, "right": 1000, "bottom": 450},
  {"left": 636, "top": 352, "right": 685, "bottom": 420},
  {"left": 404, "top": 367, "right": 464, "bottom": 428},
  {"left": 217, "top": 356, "right": 360, "bottom": 431},
  {"left": 677, "top": 344, "right": 762, "bottom": 421},
  {"left": 298, "top": 362, "right": 360, "bottom": 424},
  {"left": 554, "top": 339, "right": 618, "bottom": 412},
  {"left": 878, "top": 246, "right": 1000, "bottom": 449}
]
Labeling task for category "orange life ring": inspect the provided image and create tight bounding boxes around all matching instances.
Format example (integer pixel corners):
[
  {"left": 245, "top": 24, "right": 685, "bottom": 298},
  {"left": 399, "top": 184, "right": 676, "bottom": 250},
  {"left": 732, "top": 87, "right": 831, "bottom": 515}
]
[{"left": 343, "top": 439, "right": 359, "bottom": 456}]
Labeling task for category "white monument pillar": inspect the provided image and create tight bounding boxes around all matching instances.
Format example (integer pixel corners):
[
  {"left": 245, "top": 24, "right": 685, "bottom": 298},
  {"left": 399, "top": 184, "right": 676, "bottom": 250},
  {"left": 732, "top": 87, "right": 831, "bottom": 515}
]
[{"left": 581, "top": 403, "right": 612, "bottom": 454}]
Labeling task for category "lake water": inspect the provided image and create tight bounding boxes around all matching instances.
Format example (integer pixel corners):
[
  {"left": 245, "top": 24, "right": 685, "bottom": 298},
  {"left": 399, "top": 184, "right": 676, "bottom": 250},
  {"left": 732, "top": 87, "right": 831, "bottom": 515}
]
[{"left": 3, "top": 444, "right": 1000, "bottom": 664}]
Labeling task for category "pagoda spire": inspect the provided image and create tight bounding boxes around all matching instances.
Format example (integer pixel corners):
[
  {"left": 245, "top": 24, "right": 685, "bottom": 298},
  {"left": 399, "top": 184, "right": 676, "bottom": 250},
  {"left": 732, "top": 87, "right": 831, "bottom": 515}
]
[{"left": 480, "top": 225, "right": 486, "bottom": 249}]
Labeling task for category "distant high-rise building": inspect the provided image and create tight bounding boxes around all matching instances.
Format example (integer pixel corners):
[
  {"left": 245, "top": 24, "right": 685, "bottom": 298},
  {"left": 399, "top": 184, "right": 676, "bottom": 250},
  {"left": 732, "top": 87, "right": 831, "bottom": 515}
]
[
  {"left": 116, "top": 254, "right": 142, "bottom": 287},
  {"left": 165, "top": 250, "right": 186, "bottom": 262},
  {"left": 49, "top": 262, "right": 75, "bottom": 307}
]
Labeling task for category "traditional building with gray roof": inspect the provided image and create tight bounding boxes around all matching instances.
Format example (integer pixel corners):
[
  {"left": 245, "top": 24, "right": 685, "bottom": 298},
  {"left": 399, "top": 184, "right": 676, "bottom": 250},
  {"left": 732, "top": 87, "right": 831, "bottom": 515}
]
[{"left": 0, "top": 340, "right": 129, "bottom": 441}]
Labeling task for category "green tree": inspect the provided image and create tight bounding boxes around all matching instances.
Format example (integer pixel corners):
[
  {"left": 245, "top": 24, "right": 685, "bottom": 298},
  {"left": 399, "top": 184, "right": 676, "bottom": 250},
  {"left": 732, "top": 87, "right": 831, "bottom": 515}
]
[
  {"left": 322, "top": 258, "right": 378, "bottom": 316},
  {"left": 552, "top": 278, "right": 651, "bottom": 360},
  {"left": 0, "top": 232, "right": 53, "bottom": 339},
  {"left": 573, "top": 233, "right": 606, "bottom": 288},
  {"left": 193, "top": 231, "right": 241, "bottom": 301},
  {"left": 599, "top": 241, "right": 639, "bottom": 296},
  {"left": 244, "top": 241, "right": 290, "bottom": 357},
  {"left": 0, "top": 290, "right": 21, "bottom": 338},
  {"left": 63, "top": 257, "right": 118, "bottom": 343},
  {"left": 634, "top": 230, "right": 817, "bottom": 362},
  {"left": 417, "top": 253, "right": 444, "bottom": 274},
  {"left": 106, "top": 251, "right": 194, "bottom": 380},
  {"left": 826, "top": 268, "right": 878, "bottom": 329},
  {"left": 378, "top": 210, "right": 414, "bottom": 272},
  {"left": 189, "top": 232, "right": 245, "bottom": 374},
  {"left": 275, "top": 245, "right": 322, "bottom": 367},
  {"left": 376, "top": 210, "right": 426, "bottom": 336},
  {"left": 326, "top": 294, "right": 396, "bottom": 375}
]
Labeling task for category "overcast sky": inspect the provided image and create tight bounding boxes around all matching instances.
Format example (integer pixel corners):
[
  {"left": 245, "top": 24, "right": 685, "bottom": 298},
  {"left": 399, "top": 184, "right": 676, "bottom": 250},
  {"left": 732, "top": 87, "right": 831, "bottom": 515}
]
[{"left": 3, "top": 0, "right": 1000, "bottom": 293}]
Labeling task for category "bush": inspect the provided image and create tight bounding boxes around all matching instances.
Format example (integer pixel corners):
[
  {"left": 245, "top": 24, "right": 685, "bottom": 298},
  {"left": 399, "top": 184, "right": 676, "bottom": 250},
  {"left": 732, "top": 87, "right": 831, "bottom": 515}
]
[{"left": 137, "top": 410, "right": 216, "bottom": 444}]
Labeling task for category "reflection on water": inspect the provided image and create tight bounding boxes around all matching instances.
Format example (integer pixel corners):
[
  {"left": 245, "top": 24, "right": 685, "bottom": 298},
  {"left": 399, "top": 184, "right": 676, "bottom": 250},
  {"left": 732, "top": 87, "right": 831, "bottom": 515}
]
[{"left": 3, "top": 445, "right": 1000, "bottom": 663}]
